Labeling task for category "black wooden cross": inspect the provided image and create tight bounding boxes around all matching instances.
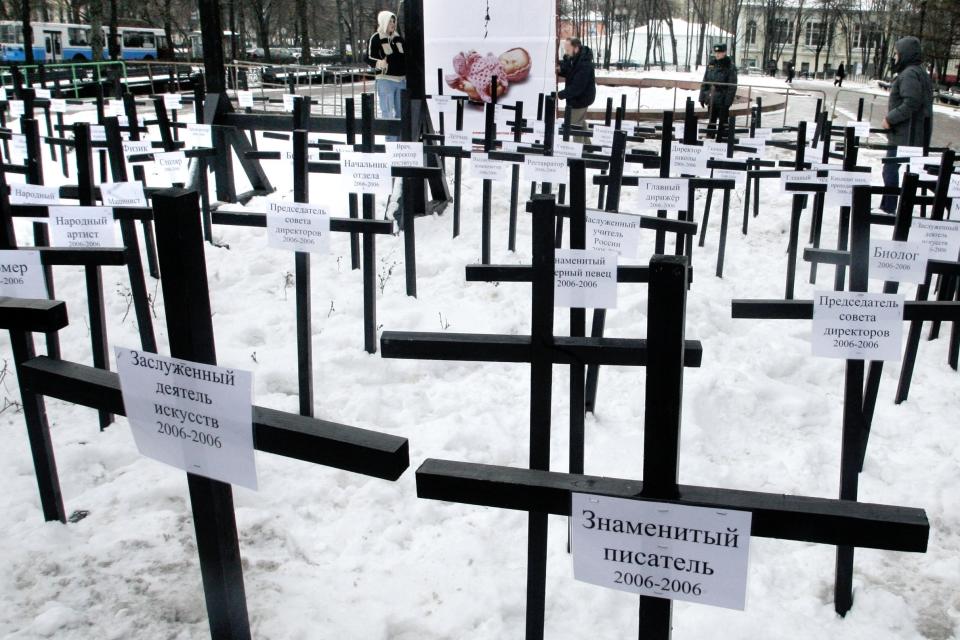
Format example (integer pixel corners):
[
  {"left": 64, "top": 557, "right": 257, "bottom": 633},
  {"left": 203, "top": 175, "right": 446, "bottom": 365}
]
[
  {"left": 413, "top": 241, "right": 928, "bottom": 639},
  {"left": 0, "top": 296, "right": 68, "bottom": 522},
  {"left": 381, "top": 194, "right": 704, "bottom": 640},
  {"left": 12, "top": 187, "right": 410, "bottom": 638},
  {"left": 469, "top": 157, "right": 696, "bottom": 482},
  {"left": 732, "top": 183, "right": 959, "bottom": 616}
]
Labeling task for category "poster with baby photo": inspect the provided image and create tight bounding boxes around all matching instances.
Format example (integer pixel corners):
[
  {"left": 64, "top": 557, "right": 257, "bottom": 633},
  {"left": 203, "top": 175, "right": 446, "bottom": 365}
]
[{"left": 423, "top": 0, "right": 556, "bottom": 135}]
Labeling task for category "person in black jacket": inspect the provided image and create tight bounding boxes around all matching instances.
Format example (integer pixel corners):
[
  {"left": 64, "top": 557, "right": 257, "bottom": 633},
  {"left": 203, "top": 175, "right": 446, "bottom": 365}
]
[
  {"left": 368, "top": 10, "right": 406, "bottom": 142},
  {"left": 834, "top": 62, "right": 846, "bottom": 87},
  {"left": 558, "top": 38, "right": 596, "bottom": 140},
  {"left": 699, "top": 43, "right": 737, "bottom": 140},
  {"left": 880, "top": 36, "right": 934, "bottom": 213}
]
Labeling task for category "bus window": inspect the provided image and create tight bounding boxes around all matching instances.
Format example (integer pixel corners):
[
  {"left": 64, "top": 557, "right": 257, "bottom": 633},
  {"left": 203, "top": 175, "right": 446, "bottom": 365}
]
[
  {"left": 0, "top": 25, "right": 23, "bottom": 44},
  {"left": 68, "top": 27, "right": 88, "bottom": 46},
  {"left": 123, "top": 31, "right": 145, "bottom": 48}
]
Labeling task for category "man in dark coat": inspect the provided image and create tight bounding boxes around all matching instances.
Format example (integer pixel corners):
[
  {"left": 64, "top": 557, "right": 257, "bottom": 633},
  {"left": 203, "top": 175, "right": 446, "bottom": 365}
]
[
  {"left": 786, "top": 61, "right": 795, "bottom": 84},
  {"left": 880, "top": 36, "right": 934, "bottom": 212},
  {"left": 558, "top": 38, "right": 596, "bottom": 140},
  {"left": 834, "top": 62, "right": 846, "bottom": 87},
  {"left": 699, "top": 43, "right": 738, "bottom": 140}
]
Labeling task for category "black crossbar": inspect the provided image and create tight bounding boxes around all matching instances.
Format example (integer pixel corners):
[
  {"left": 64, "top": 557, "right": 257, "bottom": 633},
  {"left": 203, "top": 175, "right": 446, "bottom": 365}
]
[
  {"left": 732, "top": 299, "right": 960, "bottom": 321},
  {"left": 210, "top": 209, "right": 395, "bottom": 234},
  {"left": 380, "top": 331, "right": 703, "bottom": 367},
  {"left": 0, "top": 298, "right": 68, "bottom": 331},
  {"left": 19, "top": 357, "right": 409, "bottom": 480},
  {"left": 415, "top": 459, "right": 928, "bottom": 552}
]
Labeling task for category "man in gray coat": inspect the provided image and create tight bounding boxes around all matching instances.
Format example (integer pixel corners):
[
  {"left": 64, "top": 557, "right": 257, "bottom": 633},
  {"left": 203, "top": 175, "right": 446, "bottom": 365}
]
[{"left": 880, "top": 36, "right": 934, "bottom": 213}]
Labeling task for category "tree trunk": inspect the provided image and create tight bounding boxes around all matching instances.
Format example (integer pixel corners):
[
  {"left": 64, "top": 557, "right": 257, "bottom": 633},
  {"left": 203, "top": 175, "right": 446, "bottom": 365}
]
[
  {"left": 109, "top": 0, "right": 120, "bottom": 60},
  {"left": 21, "top": 0, "right": 33, "bottom": 64},
  {"left": 89, "top": 0, "right": 104, "bottom": 61},
  {"left": 790, "top": 0, "right": 804, "bottom": 69},
  {"left": 335, "top": 0, "right": 346, "bottom": 62},
  {"left": 297, "top": 0, "right": 311, "bottom": 64}
]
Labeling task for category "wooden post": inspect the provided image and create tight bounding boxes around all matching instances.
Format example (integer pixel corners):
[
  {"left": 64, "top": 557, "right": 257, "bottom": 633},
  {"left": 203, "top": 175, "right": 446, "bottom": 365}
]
[
  {"left": 152, "top": 187, "right": 251, "bottom": 639},
  {"left": 637, "top": 255, "right": 689, "bottom": 638},
  {"left": 74, "top": 123, "right": 114, "bottom": 430},
  {"left": 361, "top": 93, "right": 377, "bottom": 354}
]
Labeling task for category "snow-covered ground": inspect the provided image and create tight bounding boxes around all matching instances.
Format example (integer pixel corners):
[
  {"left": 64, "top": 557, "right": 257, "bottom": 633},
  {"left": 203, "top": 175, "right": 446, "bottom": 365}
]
[{"left": 0, "top": 89, "right": 957, "bottom": 640}]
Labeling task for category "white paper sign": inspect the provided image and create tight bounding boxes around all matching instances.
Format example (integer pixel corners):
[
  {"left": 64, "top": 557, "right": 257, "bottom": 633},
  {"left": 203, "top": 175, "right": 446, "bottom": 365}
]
[
  {"left": 428, "top": 94, "right": 454, "bottom": 115},
  {"left": 846, "top": 121, "right": 871, "bottom": 138},
  {"left": 523, "top": 155, "right": 567, "bottom": 184},
  {"left": 671, "top": 142, "right": 708, "bottom": 177},
  {"left": 9, "top": 134, "right": 27, "bottom": 163},
  {"left": 554, "top": 249, "right": 617, "bottom": 309},
  {"left": 586, "top": 209, "right": 641, "bottom": 257},
  {"left": 637, "top": 178, "right": 689, "bottom": 211},
  {"left": 909, "top": 155, "right": 939, "bottom": 174},
  {"left": 500, "top": 140, "right": 520, "bottom": 154},
  {"left": 156, "top": 151, "right": 188, "bottom": 183},
  {"left": 0, "top": 250, "right": 47, "bottom": 298},
  {"left": 753, "top": 127, "right": 773, "bottom": 141},
  {"left": 114, "top": 347, "right": 257, "bottom": 490},
  {"left": 100, "top": 181, "right": 148, "bottom": 208},
  {"left": 8, "top": 99, "right": 24, "bottom": 117},
  {"left": 385, "top": 141, "right": 424, "bottom": 167},
  {"left": 446, "top": 130, "right": 472, "bottom": 152},
  {"left": 470, "top": 153, "right": 507, "bottom": 181},
  {"left": 8, "top": 183, "right": 59, "bottom": 206},
  {"left": 163, "top": 93, "right": 182, "bottom": 110},
  {"left": 870, "top": 240, "right": 929, "bottom": 284},
  {"left": 90, "top": 125, "right": 107, "bottom": 142},
  {"left": 123, "top": 140, "right": 153, "bottom": 164},
  {"left": 702, "top": 141, "right": 727, "bottom": 160},
  {"left": 554, "top": 140, "right": 583, "bottom": 159},
  {"left": 896, "top": 146, "right": 924, "bottom": 158},
  {"left": 909, "top": 218, "right": 960, "bottom": 261},
  {"left": 948, "top": 174, "right": 960, "bottom": 198},
  {"left": 48, "top": 206, "right": 118, "bottom": 248},
  {"left": 340, "top": 152, "right": 392, "bottom": 195},
  {"left": 34, "top": 88, "right": 51, "bottom": 100},
  {"left": 185, "top": 124, "right": 212, "bottom": 149},
  {"left": 282, "top": 93, "right": 297, "bottom": 112},
  {"left": 592, "top": 125, "right": 615, "bottom": 148},
  {"left": 736, "top": 137, "right": 765, "bottom": 158},
  {"left": 50, "top": 98, "right": 67, "bottom": 113},
  {"left": 571, "top": 493, "right": 752, "bottom": 610},
  {"left": 713, "top": 168, "right": 746, "bottom": 187},
  {"left": 266, "top": 200, "right": 331, "bottom": 253},
  {"left": 237, "top": 90, "right": 254, "bottom": 108},
  {"left": 105, "top": 99, "right": 124, "bottom": 117},
  {"left": 812, "top": 291, "right": 904, "bottom": 361},
  {"left": 825, "top": 171, "right": 872, "bottom": 207},
  {"left": 779, "top": 170, "right": 826, "bottom": 193}
]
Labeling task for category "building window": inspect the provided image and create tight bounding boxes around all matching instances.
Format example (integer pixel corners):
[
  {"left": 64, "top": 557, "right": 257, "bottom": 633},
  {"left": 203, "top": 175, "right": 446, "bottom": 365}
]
[
  {"left": 773, "top": 18, "right": 794, "bottom": 45},
  {"left": 745, "top": 20, "right": 757, "bottom": 45}
]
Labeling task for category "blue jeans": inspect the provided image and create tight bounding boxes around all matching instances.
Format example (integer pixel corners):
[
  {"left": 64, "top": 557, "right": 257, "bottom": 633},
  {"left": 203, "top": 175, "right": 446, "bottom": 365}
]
[
  {"left": 880, "top": 146, "right": 899, "bottom": 213},
  {"left": 376, "top": 78, "right": 406, "bottom": 142}
]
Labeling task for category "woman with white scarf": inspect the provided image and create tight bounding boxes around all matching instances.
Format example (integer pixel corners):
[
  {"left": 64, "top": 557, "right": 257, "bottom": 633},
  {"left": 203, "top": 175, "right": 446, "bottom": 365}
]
[{"left": 368, "top": 10, "right": 406, "bottom": 142}]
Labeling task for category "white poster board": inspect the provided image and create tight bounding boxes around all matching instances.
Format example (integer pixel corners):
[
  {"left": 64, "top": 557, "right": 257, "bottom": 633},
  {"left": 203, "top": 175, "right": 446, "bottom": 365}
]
[{"left": 423, "top": 0, "right": 556, "bottom": 135}]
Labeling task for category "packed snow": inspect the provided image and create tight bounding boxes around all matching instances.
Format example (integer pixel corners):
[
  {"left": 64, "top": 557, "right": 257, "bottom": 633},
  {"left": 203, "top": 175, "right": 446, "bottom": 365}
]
[{"left": 0, "top": 84, "right": 957, "bottom": 640}]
